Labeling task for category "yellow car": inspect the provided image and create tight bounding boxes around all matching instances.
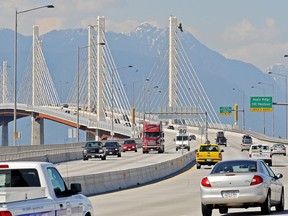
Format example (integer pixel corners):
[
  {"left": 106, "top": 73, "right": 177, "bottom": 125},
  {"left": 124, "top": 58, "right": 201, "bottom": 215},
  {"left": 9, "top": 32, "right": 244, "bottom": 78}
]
[{"left": 196, "top": 143, "right": 224, "bottom": 169}]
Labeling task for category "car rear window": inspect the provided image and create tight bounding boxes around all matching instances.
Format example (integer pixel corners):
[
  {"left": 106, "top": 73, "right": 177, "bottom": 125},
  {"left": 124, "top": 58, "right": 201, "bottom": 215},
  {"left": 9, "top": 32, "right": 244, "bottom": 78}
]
[
  {"left": 251, "top": 145, "right": 269, "bottom": 151},
  {"left": 124, "top": 140, "right": 135, "bottom": 144},
  {"left": 212, "top": 161, "right": 257, "bottom": 174},
  {"left": 199, "top": 145, "right": 219, "bottom": 152}
]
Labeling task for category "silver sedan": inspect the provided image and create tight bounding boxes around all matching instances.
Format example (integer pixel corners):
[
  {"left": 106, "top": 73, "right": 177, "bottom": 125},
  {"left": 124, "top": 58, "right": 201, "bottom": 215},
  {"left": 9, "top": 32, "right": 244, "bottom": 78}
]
[
  {"left": 271, "top": 143, "right": 286, "bottom": 156},
  {"left": 200, "top": 159, "right": 284, "bottom": 216}
]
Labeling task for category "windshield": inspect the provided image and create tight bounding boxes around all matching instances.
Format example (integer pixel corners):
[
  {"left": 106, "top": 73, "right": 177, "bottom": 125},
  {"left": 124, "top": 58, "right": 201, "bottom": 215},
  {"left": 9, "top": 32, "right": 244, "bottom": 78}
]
[
  {"left": 105, "top": 142, "right": 118, "bottom": 147},
  {"left": 86, "top": 142, "right": 102, "bottom": 148},
  {"left": 176, "top": 136, "right": 188, "bottom": 141},
  {"left": 145, "top": 132, "right": 160, "bottom": 138}
]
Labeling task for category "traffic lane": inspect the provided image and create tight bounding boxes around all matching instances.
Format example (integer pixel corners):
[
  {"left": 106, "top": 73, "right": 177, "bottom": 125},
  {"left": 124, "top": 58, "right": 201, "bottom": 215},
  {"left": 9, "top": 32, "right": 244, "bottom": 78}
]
[
  {"left": 90, "top": 164, "right": 199, "bottom": 216},
  {"left": 56, "top": 132, "right": 199, "bottom": 177}
]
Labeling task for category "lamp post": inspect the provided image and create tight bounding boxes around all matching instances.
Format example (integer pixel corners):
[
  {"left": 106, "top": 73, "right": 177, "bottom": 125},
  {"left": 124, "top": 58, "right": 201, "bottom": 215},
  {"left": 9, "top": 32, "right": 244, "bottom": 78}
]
[
  {"left": 258, "top": 81, "right": 275, "bottom": 137},
  {"left": 232, "top": 88, "right": 245, "bottom": 130},
  {"left": 14, "top": 4, "right": 54, "bottom": 146},
  {"left": 111, "top": 65, "right": 133, "bottom": 139},
  {"left": 251, "top": 86, "right": 266, "bottom": 134},
  {"left": 268, "top": 71, "right": 287, "bottom": 138}
]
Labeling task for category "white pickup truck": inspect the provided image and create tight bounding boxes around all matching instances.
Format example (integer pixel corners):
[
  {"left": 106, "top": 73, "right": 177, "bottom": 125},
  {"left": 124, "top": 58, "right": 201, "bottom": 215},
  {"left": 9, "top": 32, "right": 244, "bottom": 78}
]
[{"left": 0, "top": 161, "right": 93, "bottom": 216}]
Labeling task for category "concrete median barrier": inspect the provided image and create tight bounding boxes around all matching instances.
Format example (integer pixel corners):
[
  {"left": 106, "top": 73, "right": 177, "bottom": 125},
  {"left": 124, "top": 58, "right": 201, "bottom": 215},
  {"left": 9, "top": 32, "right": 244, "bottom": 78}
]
[{"left": 64, "top": 150, "right": 196, "bottom": 196}]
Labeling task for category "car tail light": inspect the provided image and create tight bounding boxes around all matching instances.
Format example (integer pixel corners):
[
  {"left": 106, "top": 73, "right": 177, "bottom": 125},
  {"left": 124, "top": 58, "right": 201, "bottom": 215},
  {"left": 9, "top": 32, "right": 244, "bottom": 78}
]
[
  {"left": 0, "top": 165, "right": 9, "bottom": 168},
  {"left": 0, "top": 211, "right": 12, "bottom": 216},
  {"left": 196, "top": 152, "right": 199, "bottom": 157},
  {"left": 201, "top": 177, "right": 211, "bottom": 187},
  {"left": 249, "top": 154, "right": 251, "bottom": 158},
  {"left": 250, "top": 175, "right": 263, "bottom": 185}
]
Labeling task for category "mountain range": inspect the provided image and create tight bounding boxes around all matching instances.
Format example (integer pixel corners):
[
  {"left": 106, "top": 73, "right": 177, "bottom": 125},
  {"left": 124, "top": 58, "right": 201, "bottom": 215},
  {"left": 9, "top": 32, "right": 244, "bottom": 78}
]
[{"left": 0, "top": 23, "right": 287, "bottom": 144}]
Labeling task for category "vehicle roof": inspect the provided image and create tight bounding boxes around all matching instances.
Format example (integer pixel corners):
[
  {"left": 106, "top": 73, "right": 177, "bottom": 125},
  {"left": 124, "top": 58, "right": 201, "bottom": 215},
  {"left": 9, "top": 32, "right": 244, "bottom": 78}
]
[
  {"left": 199, "top": 143, "right": 219, "bottom": 146},
  {"left": 0, "top": 161, "right": 52, "bottom": 169},
  {"left": 250, "top": 143, "right": 269, "bottom": 146},
  {"left": 216, "top": 159, "right": 259, "bottom": 164}
]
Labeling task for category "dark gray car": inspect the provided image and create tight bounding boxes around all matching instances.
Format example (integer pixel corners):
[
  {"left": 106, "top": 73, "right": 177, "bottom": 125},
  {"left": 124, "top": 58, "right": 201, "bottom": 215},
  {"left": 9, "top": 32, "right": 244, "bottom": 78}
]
[{"left": 82, "top": 141, "right": 106, "bottom": 160}]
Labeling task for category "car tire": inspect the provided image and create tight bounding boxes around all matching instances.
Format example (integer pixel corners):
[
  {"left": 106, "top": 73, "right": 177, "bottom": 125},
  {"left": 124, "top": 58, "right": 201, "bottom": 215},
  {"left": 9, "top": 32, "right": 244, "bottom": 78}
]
[
  {"left": 83, "top": 157, "right": 88, "bottom": 161},
  {"left": 241, "top": 149, "right": 243, "bottom": 152},
  {"left": 261, "top": 192, "right": 271, "bottom": 215},
  {"left": 176, "top": 147, "right": 178, "bottom": 151},
  {"left": 268, "top": 161, "right": 272, "bottom": 166},
  {"left": 284, "top": 153, "right": 286, "bottom": 156},
  {"left": 123, "top": 150, "right": 125, "bottom": 152},
  {"left": 118, "top": 153, "right": 121, "bottom": 157},
  {"left": 275, "top": 189, "right": 284, "bottom": 211},
  {"left": 197, "top": 163, "right": 201, "bottom": 169},
  {"left": 219, "top": 207, "right": 228, "bottom": 214},
  {"left": 135, "top": 149, "right": 137, "bottom": 152},
  {"left": 101, "top": 156, "right": 106, "bottom": 160},
  {"left": 201, "top": 203, "right": 212, "bottom": 216},
  {"left": 188, "top": 147, "right": 190, "bottom": 151}
]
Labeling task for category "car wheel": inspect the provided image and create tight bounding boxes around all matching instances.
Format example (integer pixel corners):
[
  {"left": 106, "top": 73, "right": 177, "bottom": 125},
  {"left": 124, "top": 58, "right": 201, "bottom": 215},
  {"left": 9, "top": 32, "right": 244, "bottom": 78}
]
[
  {"left": 269, "top": 161, "right": 272, "bottom": 166},
  {"left": 83, "top": 156, "right": 88, "bottom": 161},
  {"left": 241, "top": 149, "right": 243, "bottom": 152},
  {"left": 188, "top": 147, "right": 190, "bottom": 151},
  {"left": 197, "top": 163, "right": 201, "bottom": 169},
  {"left": 123, "top": 150, "right": 125, "bottom": 152},
  {"left": 284, "top": 153, "right": 286, "bottom": 156},
  {"left": 176, "top": 147, "right": 178, "bottom": 151},
  {"left": 261, "top": 192, "right": 271, "bottom": 215},
  {"left": 118, "top": 153, "right": 121, "bottom": 157},
  {"left": 219, "top": 207, "right": 228, "bottom": 214},
  {"left": 275, "top": 189, "right": 285, "bottom": 211},
  {"left": 201, "top": 203, "right": 212, "bottom": 216},
  {"left": 101, "top": 156, "right": 106, "bottom": 160},
  {"left": 135, "top": 149, "right": 137, "bottom": 152}
]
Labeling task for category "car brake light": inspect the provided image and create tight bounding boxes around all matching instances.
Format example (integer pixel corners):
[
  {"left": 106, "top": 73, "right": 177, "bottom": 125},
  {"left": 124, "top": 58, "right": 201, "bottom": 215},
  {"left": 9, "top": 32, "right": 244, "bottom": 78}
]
[
  {"left": 249, "top": 154, "right": 251, "bottom": 158},
  {"left": 0, "top": 165, "right": 9, "bottom": 168},
  {"left": 250, "top": 175, "right": 263, "bottom": 185},
  {"left": 201, "top": 177, "right": 211, "bottom": 187},
  {"left": 0, "top": 211, "right": 12, "bottom": 216}
]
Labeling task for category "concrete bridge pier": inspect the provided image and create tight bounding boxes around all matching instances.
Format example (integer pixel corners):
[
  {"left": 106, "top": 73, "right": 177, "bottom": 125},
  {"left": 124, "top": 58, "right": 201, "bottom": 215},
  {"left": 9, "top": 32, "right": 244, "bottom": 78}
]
[
  {"left": 1, "top": 122, "right": 8, "bottom": 146},
  {"left": 31, "top": 113, "right": 44, "bottom": 145},
  {"left": 86, "top": 130, "right": 96, "bottom": 141}
]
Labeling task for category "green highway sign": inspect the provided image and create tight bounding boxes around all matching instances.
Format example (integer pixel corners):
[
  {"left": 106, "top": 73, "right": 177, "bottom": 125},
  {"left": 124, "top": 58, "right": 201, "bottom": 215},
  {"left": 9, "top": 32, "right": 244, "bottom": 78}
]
[
  {"left": 220, "top": 106, "right": 232, "bottom": 115},
  {"left": 250, "top": 96, "right": 273, "bottom": 112}
]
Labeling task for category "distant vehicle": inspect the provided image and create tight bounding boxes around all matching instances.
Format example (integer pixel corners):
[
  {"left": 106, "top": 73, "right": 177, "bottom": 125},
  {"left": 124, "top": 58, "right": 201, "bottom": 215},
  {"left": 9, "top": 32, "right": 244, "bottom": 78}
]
[
  {"left": 249, "top": 144, "right": 272, "bottom": 166},
  {"left": 104, "top": 141, "right": 122, "bottom": 157},
  {"left": 82, "top": 141, "right": 106, "bottom": 160},
  {"left": 215, "top": 131, "right": 227, "bottom": 147},
  {"left": 174, "top": 132, "right": 190, "bottom": 151},
  {"left": 271, "top": 143, "right": 286, "bottom": 156},
  {"left": 200, "top": 159, "right": 284, "bottom": 216},
  {"left": 241, "top": 134, "right": 253, "bottom": 151},
  {"left": 142, "top": 121, "right": 165, "bottom": 154},
  {"left": 122, "top": 139, "right": 137, "bottom": 152},
  {"left": 167, "top": 125, "right": 174, "bottom": 130},
  {"left": 189, "top": 134, "right": 196, "bottom": 140},
  {"left": 196, "top": 143, "right": 223, "bottom": 169}
]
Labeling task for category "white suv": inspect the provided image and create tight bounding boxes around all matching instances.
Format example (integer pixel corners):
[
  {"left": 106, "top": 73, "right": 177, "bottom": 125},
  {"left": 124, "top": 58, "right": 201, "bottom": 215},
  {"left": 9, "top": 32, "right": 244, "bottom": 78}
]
[{"left": 249, "top": 144, "right": 272, "bottom": 166}]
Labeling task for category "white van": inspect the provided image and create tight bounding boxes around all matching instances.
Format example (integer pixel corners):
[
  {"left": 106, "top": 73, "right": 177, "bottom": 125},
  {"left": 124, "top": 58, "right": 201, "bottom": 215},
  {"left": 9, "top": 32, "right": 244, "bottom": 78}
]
[
  {"left": 174, "top": 133, "right": 191, "bottom": 151},
  {"left": 249, "top": 143, "right": 272, "bottom": 166}
]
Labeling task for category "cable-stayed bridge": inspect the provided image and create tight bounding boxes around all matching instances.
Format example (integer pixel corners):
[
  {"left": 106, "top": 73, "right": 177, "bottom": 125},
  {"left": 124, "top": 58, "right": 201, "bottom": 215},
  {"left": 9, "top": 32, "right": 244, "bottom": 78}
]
[{"left": 0, "top": 16, "right": 223, "bottom": 146}]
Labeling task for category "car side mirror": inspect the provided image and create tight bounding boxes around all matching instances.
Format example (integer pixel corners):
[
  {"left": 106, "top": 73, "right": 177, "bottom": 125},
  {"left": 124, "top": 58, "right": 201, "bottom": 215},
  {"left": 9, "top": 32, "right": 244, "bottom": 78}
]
[
  {"left": 70, "top": 183, "right": 82, "bottom": 194},
  {"left": 275, "top": 173, "right": 283, "bottom": 179}
]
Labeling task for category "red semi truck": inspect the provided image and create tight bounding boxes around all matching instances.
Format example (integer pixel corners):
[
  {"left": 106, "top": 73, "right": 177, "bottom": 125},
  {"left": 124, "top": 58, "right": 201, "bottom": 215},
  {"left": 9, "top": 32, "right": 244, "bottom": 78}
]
[{"left": 142, "top": 121, "right": 165, "bottom": 154}]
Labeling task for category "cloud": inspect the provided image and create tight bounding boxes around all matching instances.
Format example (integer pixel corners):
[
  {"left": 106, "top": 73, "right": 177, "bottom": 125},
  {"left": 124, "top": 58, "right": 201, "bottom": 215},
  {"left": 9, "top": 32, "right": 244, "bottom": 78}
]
[
  {"left": 222, "top": 18, "right": 283, "bottom": 43},
  {"left": 223, "top": 42, "right": 288, "bottom": 70}
]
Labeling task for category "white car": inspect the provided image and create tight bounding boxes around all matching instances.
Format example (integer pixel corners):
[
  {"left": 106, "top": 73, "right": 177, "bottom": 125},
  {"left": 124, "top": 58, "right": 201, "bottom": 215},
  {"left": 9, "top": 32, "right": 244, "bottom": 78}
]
[{"left": 249, "top": 144, "right": 272, "bottom": 166}]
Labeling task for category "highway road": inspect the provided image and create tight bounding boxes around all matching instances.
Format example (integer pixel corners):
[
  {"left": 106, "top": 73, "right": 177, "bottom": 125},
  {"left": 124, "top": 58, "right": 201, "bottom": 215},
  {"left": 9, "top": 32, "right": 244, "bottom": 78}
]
[
  {"left": 85, "top": 130, "right": 288, "bottom": 216},
  {"left": 55, "top": 127, "right": 203, "bottom": 177}
]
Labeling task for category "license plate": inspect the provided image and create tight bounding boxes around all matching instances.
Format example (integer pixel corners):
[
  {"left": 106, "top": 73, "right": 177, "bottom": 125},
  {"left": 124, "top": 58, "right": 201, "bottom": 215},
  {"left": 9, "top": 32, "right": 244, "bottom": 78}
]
[
  {"left": 206, "top": 159, "right": 212, "bottom": 162},
  {"left": 222, "top": 191, "right": 239, "bottom": 199},
  {"left": 109, "top": 152, "right": 113, "bottom": 154}
]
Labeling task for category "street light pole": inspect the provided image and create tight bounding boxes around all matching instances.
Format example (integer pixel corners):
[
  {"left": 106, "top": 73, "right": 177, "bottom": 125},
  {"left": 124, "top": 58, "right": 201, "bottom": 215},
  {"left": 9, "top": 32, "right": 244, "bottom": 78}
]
[
  {"left": 251, "top": 86, "right": 266, "bottom": 134},
  {"left": 268, "top": 71, "right": 287, "bottom": 138},
  {"left": 14, "top": 5, "right": 54, "bottom": 146},
  {"left": 258, "top": 81, "right": 275, "bottom": 137},
  {"left": 232, "top": 88, "right": 245, "bottom": 130}
]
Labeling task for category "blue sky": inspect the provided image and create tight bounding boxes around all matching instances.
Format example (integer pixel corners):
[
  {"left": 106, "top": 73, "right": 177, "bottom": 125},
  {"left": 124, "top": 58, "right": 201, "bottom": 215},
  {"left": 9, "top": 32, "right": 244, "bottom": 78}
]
[{"left": 2, "top": 0, "right": 288, "bottom": 71}]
